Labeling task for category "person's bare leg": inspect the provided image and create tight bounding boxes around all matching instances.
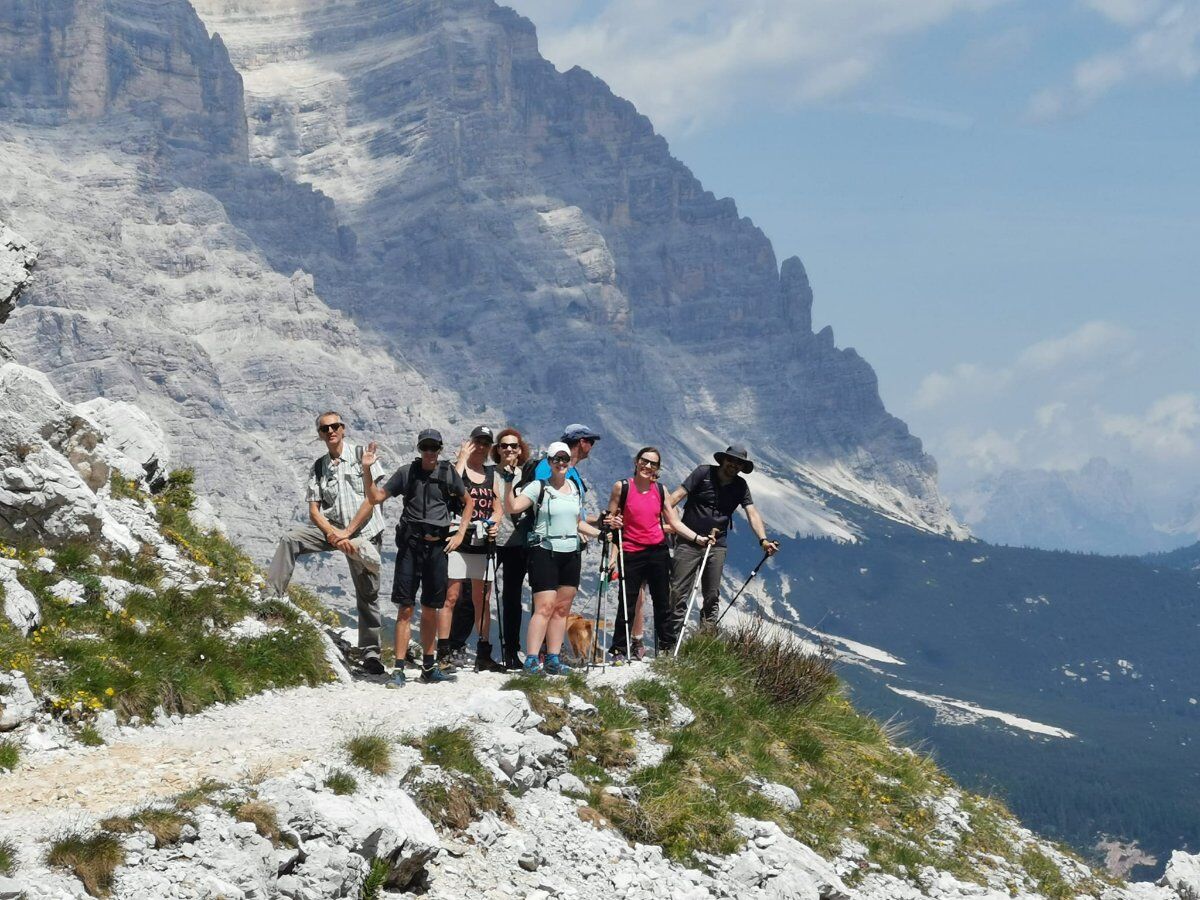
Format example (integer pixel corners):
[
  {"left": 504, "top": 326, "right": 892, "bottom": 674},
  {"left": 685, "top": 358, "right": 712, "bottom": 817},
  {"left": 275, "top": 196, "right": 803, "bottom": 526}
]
[
  {"left": 472, "top": 578, "right": 489, "bottom": 637},
  {"left": 394, "top": 607, "right": 414, "bottom": 666},
  {"left": 439, "top": 581, "right": 462, "bottom": 639},
  {"left": 420, "top": 606, "right": 439, "bottom": 656},
  {"left": 544, "top": 586, "right": 577, "bottom": 654},
  {"left": 525, "top": 591, "right": 557, "bottom": 657}
]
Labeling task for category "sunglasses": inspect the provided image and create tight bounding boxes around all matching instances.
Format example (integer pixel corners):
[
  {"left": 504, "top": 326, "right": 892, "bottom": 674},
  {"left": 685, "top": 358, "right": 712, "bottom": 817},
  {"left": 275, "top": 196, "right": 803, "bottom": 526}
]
[
  {"left": 418, "top": 443, "right": 442, "bottom": 452},
  {"left": 551, "top": 455, "right": 571, "bottom": 464},
  {"left": 499, "top": 443, "right": 520, "bottom": 451},
  {"left": 637, "top": 458, "right": 661, "bottom": 470},
  {"left": 318, "top": 422, "right": 345, "bottom": 434}
]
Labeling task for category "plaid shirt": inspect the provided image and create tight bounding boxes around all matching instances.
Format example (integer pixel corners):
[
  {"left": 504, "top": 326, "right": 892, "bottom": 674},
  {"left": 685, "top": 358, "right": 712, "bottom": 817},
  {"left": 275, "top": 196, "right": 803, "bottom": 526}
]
[{"left": 306, "top": 443, "right": 385, "bottom": 540}]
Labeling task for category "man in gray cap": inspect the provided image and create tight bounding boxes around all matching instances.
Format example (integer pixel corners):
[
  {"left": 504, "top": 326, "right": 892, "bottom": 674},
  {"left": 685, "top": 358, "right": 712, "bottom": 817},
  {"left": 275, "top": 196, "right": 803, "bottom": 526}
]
[
  {"left": 667, "top": 445, "right": 779, "bottom": 632},
  {"left": 348, "top": 428, "right": 473, "bottom": 684},
  {"left": 267, "top": 411, "right": 387, "bottom": 674}
]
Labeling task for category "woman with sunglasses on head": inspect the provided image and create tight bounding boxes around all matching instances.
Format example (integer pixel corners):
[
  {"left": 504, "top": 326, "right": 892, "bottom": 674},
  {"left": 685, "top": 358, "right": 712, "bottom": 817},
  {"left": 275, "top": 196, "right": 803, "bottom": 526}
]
[
  {"left": 492, "top": 427, "right": 532, "bottom": 670},
  {"left": 505, "top": 441, "right": 601, "bottom": 675},
  {"left": 605, "top": 447, "right": 711, "bottom": 660}
]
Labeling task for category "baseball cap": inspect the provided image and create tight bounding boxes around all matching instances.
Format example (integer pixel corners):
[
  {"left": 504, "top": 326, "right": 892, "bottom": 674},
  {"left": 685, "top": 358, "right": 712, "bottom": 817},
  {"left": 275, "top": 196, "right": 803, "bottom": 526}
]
[
  {"left": 561, "top": 423, "right": 601, "bottom": 443},
  {"left": 417, "top": 428, "right": 443, "bottom": 447},
  {"left": 470, "top": 425, "right": 494, "bottom": 443},
  {"left": 547, "top": 441, "right": 571, "bottom": 459}
]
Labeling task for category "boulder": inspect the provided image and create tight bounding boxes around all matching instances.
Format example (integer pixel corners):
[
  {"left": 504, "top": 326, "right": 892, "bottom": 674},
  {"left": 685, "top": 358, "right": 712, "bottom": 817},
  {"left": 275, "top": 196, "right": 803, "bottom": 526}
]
[
  {"left": 0, "top": 560, "right": 41, "bottom": 633},
  {"left": 1162, "top": 851, "right": 1200, "bottom": 900},
  {"left": 0, "top": 670, "right": 37, "bottom": 731},
  {"left": 75, "top": 397, "right": 171, "bottom": 487}
]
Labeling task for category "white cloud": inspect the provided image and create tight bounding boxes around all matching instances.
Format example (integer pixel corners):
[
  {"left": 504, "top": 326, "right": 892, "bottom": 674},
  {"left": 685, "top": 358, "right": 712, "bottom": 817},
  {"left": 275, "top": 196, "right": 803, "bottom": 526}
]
[
  {"left": 911, "top": 320, "right": 1131, "bottom": 412},
  {"left": 1100, "top": 392, "right": 1200, "bottom": 459},
  {"left": 1035, "top": 401, "right": 1068, "bottom": 428},
  {"left": 506, "top": 0, "right": 998, "bottom": 133},
  {"left": 1031, "top": 1, "right": 1200, "bottom": 120}
]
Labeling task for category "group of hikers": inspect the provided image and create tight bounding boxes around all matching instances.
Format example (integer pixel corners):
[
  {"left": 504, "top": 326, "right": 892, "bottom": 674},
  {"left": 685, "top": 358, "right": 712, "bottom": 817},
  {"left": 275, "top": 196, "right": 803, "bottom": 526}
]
[{"left": 267, "top": 412, "right": 779, "bottom": 685}]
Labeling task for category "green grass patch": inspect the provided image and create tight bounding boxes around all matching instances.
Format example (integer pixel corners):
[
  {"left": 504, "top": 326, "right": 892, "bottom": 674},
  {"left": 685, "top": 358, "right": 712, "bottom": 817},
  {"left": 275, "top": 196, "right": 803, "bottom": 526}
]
[
  {"left": 408, "top": 726, "right": 483, "bottom": 777},
  {"left": 412, "top": 774, "right": 508, "bottom": 832},
  {"left": 360, "top": 857, "right": 390, "bottom": 900},
  {"left": 0, "top": 739, "right": 19, "bottom": 772},
  {"left": 2, "top": 471, "right": 338, "bottom": 727},
  {"left": 99, "top": 807, "right": 190, "bottom": 848},
  {"left": 108, "top": 473, "right": 147, "bottom": 502},
  {"left": 46, "top": 830, "right": 124, "bottom": 897},
  {"left": 324, "top": 768, "right": 358, "bottom": 795},
  {"left": 288, "top": 583, "right": 342, "bottom": 629},
  {"left": 627, "top": 678, "right": 673, "bottom": 720},
  {"left": 0, "top": 837, "right": 16, "bottom": 876},
  {"left": 172, "top": 778, "right": 227, "bottom": 811},
  {"left": 78, "top": 725, "right": 105, "bottom": 747},
  {"left": 345, "top": 732, "right": 392, "bottom": 776},
  {"left": 1020, "top": 847, "right": 1075, "bottom": 900}
]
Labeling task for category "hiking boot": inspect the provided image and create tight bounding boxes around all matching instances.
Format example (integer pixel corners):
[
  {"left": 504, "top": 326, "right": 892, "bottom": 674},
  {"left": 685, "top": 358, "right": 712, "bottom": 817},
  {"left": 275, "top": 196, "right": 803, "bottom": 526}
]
[
  {"left": 503, "top": 648, "right": 523, "bottom": 671},
  {"left": 388, "top": 667, "right": 407, "bottom": 689},
  {"left": 362, "top": 654, "right": 386, "bottom": 676},
  {"left": 420, "top": 665, "right": 456, "bottom": 684},
  {"left": 608, "top": 647, "right": 627, "bottom": 666},
  {"left": 544, "top": 654, "right": 571, "bottom": 676},
  {"left": 438, "top": 655, "right": 458, "bottom": 675},
  {"left": 474, "top": 641, "right": 506, "bottom": 673},
  {"left": 630, "top": 637, "right": 646, "bottom": 662},
  {"left": 522, "top": 656, "right": 544, "bottom": 676}
]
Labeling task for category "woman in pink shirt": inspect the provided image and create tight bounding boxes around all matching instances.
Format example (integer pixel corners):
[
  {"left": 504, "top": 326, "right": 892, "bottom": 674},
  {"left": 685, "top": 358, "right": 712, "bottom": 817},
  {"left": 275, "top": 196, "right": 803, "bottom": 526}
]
[{"left": 605, "top": 447, "right": 711, "bottom": 660}]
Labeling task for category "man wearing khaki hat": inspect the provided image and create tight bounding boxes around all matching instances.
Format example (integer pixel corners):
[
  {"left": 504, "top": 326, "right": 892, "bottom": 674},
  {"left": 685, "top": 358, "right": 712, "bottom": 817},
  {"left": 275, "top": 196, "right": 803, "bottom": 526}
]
[{"left": 667, "top": 445, "right": 779, "bottom": 633}]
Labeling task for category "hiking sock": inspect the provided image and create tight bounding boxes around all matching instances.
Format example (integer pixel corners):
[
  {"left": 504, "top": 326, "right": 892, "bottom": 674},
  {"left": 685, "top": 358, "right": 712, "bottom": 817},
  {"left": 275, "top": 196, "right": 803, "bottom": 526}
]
[
  {"left": 437, "top": 638, "right": 451, "bottom": 658},
  {"left": 422, "top": 653, "right": 436, "bottom": 673}
]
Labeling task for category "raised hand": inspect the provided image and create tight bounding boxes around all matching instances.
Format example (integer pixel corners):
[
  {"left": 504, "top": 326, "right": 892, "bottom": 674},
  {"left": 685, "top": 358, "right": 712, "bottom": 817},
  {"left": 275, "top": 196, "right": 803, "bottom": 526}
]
[{"left": 362, "top": 441, "right": 379, "bottom": 468}]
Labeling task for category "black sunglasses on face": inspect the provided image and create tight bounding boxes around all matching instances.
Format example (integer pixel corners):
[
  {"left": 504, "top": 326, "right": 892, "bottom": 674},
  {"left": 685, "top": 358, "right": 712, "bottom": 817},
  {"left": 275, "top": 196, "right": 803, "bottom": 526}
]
[
  {"left": 551, "top": 455, "right": 571, "bottom": 464},
  {"left": 637, "top": 458, "right": 661, "bottom": 470},
  {"left": 419, "top": 443, "right": 442, "bottom": 452},
  {"left": 318, "top": 422, "right": 344, "bottom": 434}
]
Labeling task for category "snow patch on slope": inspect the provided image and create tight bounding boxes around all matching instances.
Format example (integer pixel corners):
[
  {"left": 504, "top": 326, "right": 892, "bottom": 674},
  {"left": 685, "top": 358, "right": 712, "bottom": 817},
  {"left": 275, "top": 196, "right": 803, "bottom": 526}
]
[{"left": 888, "top": 687, "right": 1075, "bottom": 739}]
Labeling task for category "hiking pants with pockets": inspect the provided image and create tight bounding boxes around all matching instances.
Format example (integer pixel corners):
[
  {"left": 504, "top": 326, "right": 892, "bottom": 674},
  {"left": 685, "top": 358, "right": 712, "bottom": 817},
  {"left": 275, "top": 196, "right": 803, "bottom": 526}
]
[
  {"left": 669, "top": 540, "right": 728, "bottom": 632},
  {"left": 267, "top": 524, "right": 382, "bottom": 657}
]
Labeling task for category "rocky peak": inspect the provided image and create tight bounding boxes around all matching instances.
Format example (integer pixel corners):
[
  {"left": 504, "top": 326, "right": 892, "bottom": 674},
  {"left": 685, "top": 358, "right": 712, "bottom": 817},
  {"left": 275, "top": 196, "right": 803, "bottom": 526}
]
[{"left": 0, "top": 0, "right": 246, "bottom": 158}]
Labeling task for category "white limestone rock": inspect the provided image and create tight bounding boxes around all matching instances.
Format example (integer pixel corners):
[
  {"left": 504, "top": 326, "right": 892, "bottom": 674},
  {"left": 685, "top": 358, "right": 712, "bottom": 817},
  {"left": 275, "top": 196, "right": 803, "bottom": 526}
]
[
  {"left": 74, "top": 398, "right": 171, "bottom": 486},
  {"left": 0, "top": 222, "right": 37, "bottom": 330},
  {"left": 0, "top": 670, "right": 38, "bottom": 732},
  {"left": 1162, "top": 851, "right": 1200, "bottom": 900},
  {"left": 0, "top": 559, "right": 41, "bottom": 633}
]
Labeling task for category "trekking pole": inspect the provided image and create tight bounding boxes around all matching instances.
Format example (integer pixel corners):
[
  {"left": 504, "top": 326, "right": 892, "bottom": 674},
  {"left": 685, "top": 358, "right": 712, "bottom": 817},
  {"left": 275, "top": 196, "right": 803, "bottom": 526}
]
[
  {"left": 588, "top": 525, "right": 613, "bottom": 673},
  {"left": 673, "top": 530, "right": 719, "bottom": 657},
  {"left": 487, "top": 536, "right": 502, "bottom": 651},
  {"left": 616, "top": 529, "right": 632, "bottom": 662},
  {"left": 714, "top": 551, "right": 771, "bottom": 626}
]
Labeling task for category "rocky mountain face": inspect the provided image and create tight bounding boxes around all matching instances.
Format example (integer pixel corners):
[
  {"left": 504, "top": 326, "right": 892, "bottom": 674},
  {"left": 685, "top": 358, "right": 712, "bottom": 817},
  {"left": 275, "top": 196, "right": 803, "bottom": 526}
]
[
  {"left": 0, "top": 0, "right": 246, "bottom": 158},
  {"left": 1, "top": 0, "right": 960, "bottom": 587},
  {"left": 953, "top": 458, "right": 1178, "bottom": 555}
]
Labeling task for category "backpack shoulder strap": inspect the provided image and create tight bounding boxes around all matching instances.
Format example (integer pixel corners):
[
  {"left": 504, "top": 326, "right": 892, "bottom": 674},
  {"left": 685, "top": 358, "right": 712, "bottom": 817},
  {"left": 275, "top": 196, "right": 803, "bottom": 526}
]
[
  {"left": 355, "top": 444, "right": 364, "bottom": 465},
  {"left": 402, "top": 459, "right": 423, "bottom": 504},
  {"left": 655, "top": 481, "right": 666, "bottom": 508},
  {"left": 618, "top": 479, "right": 630, "bottom": 514}
]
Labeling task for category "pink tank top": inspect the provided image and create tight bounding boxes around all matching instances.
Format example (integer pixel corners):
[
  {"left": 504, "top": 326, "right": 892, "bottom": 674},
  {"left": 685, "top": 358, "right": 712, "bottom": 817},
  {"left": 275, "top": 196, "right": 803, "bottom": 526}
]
[{"left": 622, "top": 481, "right": 666, "bottom": 553}]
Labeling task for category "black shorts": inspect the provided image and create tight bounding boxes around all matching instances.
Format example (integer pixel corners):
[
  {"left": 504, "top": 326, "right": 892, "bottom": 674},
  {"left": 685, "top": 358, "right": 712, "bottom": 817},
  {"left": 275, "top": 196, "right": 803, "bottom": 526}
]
[
  {"left": 527, "top": 546, "right": 582, "bottom": 594},
  {"left": 392, "top": 525, "right": 449, "bottom": 609}
]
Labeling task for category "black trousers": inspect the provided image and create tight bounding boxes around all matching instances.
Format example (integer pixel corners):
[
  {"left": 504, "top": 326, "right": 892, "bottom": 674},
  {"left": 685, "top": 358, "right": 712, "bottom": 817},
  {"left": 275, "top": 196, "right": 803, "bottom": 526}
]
[
  {"left": 392, "top": 526, "right": 448, "bottom": 609},
  {"left": 611, "top": 543, "right": 672, "bottom": 654},
  {"left": 497, "top": 544, "right": 529, "bottom": 654},
  {"left": 448, "top": 580, "right": 475, "bottom": 650}
]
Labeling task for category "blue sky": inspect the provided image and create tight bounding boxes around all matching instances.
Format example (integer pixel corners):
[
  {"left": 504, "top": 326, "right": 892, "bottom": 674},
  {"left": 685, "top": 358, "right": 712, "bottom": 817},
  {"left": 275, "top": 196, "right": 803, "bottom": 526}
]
[{"left": 506, "top": 0, "right": 1200, "bottom": 524}]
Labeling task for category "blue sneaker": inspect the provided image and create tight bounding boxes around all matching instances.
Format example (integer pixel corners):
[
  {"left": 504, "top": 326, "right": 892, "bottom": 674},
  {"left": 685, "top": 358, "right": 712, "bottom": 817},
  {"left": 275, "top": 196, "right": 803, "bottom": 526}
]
[
  {"left": 523, "top": 656, "right": 544, "bottom": 676},
  {"left": 420, "top": 665, "right": 456, "bottom": 684},
  {"left": 544, "top": 654, "right": 571, "bottom": 676},
  {"left": 387, "top": 668, "right": 407, "bottom": 689}
]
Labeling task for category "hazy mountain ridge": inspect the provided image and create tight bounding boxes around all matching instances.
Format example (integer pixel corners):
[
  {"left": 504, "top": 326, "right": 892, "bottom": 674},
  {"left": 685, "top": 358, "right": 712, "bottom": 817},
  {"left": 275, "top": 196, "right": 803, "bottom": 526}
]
[{"left": 953, "top": 458, "right": 1186, "bottom": 555}]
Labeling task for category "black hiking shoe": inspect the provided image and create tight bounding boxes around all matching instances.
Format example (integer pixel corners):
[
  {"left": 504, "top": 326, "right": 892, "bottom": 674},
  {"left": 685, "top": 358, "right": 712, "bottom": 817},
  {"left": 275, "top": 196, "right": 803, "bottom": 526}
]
[
  {"left": 474, "top": 641, "right": 506, "bottom": 673},
  {"left": 503, "top": 648, "right": 523, "bottom": 671},
  {"left": 362, "top": 654, "right": 386, "bottom": 676}
]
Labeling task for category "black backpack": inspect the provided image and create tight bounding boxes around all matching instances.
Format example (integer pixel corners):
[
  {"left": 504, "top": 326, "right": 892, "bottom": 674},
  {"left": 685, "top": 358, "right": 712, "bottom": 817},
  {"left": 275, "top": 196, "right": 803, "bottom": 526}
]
[{"left": 402, "top": 459, "right": 462, "bottom": 515}]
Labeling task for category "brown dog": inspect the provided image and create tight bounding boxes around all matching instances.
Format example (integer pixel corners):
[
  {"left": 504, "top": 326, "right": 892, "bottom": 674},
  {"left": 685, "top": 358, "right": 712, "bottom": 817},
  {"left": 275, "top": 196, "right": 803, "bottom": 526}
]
[{"left": 565, "top": 614, "right": 605, "bottom": 664}]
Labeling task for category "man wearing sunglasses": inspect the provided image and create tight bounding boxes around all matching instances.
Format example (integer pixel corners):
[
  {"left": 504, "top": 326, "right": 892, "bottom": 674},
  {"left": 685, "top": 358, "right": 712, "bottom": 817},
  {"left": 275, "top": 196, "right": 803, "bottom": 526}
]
[
  {"left": 667, "top": 444, "right": 779, "bottom": 628},
  {"left": 267, "top": 411, "right": 387, "bottom": 675},
  {"left": 349, "top": 429, "right": 473, "bottom": 684}
]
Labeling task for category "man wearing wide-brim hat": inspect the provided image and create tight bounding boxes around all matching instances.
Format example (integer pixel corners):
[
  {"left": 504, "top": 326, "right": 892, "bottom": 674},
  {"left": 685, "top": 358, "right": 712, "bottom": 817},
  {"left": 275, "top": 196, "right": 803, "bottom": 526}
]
[{"left": 666, "top": 444, "right": 779, "bottom": 633}]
